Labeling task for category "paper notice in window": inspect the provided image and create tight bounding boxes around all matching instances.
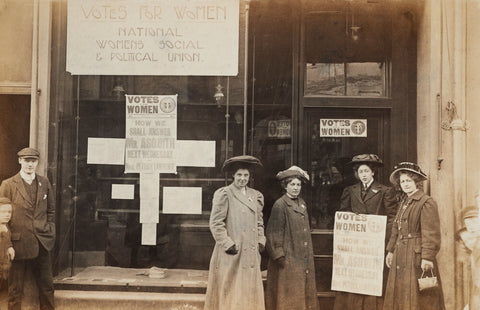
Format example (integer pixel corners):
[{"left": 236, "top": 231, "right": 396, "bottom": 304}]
[
  {"left": 87, "top": 138, "right": 125, "bottom": 165},
  {"left": 176, "top": 140, "right": 215, "bottom": 167},
  {"left": 111, "top": 184, "right": 135, "bottom": 200},
  {"left": 139, "top": 173, "right": 159, "bottom": 223},
  {"left": 163, "top": 187, "right": 202, "bottom": 214},
  {"left": 141, "top": 223, "right": 157, "bottom": 246}
]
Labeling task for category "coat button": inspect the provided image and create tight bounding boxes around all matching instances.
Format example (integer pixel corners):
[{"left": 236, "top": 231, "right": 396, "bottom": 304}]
[
  {"left": 304, "top": 228, "right": 307, "bottom": 232},
  {"left": 304, "top": 242, "right": 308, "bottom": 246},
  {"left": 305, "top": 269, "right": 309, "bottom": 274},
  {"left": 396, "top": 266, "right": 400, "bottom": 270},
  {"left": 408, "top": 233, "right": 412, "bottom": 238}
]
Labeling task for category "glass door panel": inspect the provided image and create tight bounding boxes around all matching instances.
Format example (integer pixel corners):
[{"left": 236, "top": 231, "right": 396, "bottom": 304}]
[{"left": 304, "top": 108, "right": 389, "bottom": 298}]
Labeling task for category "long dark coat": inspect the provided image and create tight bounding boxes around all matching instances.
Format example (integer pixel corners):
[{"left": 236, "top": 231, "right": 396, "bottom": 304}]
[
  {"left": 265, "top": 194, "right": 318, "bottom": 310},
  {"left": 333, "top": 180, "right": 397, "bottom": 310},
  {"left": 204, "top": 184, "right": 266, "bottom": 310},
  {"left": 0, "top": 173, "right": 55, "bottom": 259},
  {"left": 383, "top": 190, "right": 445, "bottom": 310}
]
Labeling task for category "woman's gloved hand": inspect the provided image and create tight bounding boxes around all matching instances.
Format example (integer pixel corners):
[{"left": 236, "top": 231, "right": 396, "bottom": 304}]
[
  {"left": 258, "top": 243, "right": 265, "bottom": 253},
  {"left": 226, "top": 245, "right": 238, "bottom": 255},
  {"left": 277, "top": 256, "right": 286, "bottom": 268}
]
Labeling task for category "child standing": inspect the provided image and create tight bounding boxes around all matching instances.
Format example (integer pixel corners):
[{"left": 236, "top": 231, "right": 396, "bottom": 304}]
[{"left": 0, "top": 197, "right": 14, "bottom": 285}]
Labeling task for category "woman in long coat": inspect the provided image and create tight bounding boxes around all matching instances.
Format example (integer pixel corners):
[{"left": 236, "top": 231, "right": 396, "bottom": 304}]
[
  {"left": 383, "top": 162, "right": 445, "bottom": 310},
  {"left": 265, "top": 166, "right": 318, "bottom": 310},
  {"left": 333, "top": 154, "right": 397, "bottom": 310},
  {"left": 204, "top": 155, "right": 266, "bottom": 310}
]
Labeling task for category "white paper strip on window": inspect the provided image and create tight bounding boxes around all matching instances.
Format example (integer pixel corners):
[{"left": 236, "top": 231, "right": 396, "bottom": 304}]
[
  {"left": 111, "top": 184, "right": 135, "bottom": 200},
  {"left": 176, "top": 140, "right": 215, "bottom": 167},
  {"left": 87, "top": 138, "right": 125, "bottom": 165},
  {"left": 141, "top": 223, "right": 157, "bottom": 246},
  {"left": 139, "top": 173, "right": 159, "bottom": 223},
  {"left": 163, "top": 187, "right": 202, "bottom": 214}
]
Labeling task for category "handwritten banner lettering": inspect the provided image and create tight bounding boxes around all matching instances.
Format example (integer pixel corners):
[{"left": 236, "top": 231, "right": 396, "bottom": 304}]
[{"left": 67, "top": 0, "right": 239, "bottom": 75}]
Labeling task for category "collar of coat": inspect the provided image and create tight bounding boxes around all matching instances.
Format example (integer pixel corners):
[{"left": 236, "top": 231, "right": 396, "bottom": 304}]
[
  {"left": 228, "top": 183, "right": 257, "bottom": 212},
  {"left": 353, "top": 180, "right": 383, "bottom": 202},
  {"left": 12, "top": 172, "right": 46, "bottom": 207},
  {"left": 407, "top": 189, "right": 425, "bottom": 201},
  {"left": 283, "top": 194, "right": 306, "bottom": 215}
]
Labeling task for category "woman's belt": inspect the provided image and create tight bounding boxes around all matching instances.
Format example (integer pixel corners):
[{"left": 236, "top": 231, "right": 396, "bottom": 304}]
[{"left": 398, "top": 233, "right": 421, "bottom": 240}]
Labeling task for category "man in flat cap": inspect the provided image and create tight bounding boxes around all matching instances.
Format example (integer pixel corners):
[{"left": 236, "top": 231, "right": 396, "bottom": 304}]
[{"left": 0, "top": 147, "right": 55, "bottom": 310}]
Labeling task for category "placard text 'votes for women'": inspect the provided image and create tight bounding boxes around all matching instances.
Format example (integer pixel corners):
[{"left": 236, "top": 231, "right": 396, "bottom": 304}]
[
  {"left": 125, "top": 95, "right": 177, "bottom": 173},
  {"left": 331, "top": 211, "right": 387, "bottom": 296}
]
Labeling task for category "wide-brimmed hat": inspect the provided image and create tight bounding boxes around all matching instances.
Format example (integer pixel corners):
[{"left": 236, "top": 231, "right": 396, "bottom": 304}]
[
  {"left": 347, "top": 154, "right": 383, "bottom": 167},
  {"left": 221, "top": 155, "right": 263, "bottom": 173},
  {"left": 389, "top": 162, "right": 427, "bottom": 184},
  {"left": 17, "top": 147, "right": 40, "bottom": 159},
  {"left": 276, "top": 166, "right": 310, "bottom": 183}
]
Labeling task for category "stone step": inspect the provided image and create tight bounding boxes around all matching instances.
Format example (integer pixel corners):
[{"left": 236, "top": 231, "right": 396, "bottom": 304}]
[{"left": 55, "top": 290, "right": 205, "bottom": 310}]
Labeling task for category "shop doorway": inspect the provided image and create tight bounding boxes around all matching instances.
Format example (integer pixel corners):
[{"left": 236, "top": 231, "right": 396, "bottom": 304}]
[
  {"left": 301, "top": 108, "right": 390, "bottom": 307},
  {"left": 0, "top": 95, "right": 31, "bottom": 182}
]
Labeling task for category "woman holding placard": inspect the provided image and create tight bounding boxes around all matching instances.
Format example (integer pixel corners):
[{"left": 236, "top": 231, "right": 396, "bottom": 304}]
[
  {"left": 204, "top": 155, "right": 266, "bottom": 310},
  {"left": 383, "top": 162, "right": 445, "bottom": 310},
  {"left": 333, "top": 154, "right": 397, "bottom": 310}
]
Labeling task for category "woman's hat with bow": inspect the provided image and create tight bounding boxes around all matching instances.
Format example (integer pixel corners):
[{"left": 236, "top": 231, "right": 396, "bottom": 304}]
[
  {"left": 221, "top": 155, "right": 263, "bottom": 173},
  {"left": 276, "top": 166, "right": 310, "bottom": 183},
  {"left": 389, "top": 162, "right": 427, "bottom": 185},
  {"left": 347, "top": 154, "right": 384, "bottom": 167}
]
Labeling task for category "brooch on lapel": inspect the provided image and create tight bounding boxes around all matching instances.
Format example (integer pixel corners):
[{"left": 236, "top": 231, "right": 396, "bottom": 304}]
[
  {"left": 372, "top": 189, "right": 379, "bottom": 194},
  {"left": 301, "top": 204, "right": 306, "bottom": 209}
]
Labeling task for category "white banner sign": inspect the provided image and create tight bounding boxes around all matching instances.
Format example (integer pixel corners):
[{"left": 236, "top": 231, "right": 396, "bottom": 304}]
[
  {"left": 320, "top": 119, "right": 367, "bottom": 137},
  {"left": 66, "top": 0, "right": 239, "bottom": 75},
  {"left": 331, "top": 212, "right": 386, "bottom": 296},
  {"left": 125, "top": 95, "right": 177, "bottom": 173}
]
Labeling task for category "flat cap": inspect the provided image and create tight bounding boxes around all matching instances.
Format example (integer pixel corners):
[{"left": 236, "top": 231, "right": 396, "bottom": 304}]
[
  {"left": 389, "top": 162, "right": 427, "bottom": 184},
  {"left": 222, "top": 155, "right": 263, "bottom": 173},
  {"left": 276, "top": 165, "right": 310, "bottom": 183},
  {"left": 17, "top": 147, "right": 40, "bottom": 159},
  {"left": 347, "top": 154, "right": 384, "bottom": 167}
]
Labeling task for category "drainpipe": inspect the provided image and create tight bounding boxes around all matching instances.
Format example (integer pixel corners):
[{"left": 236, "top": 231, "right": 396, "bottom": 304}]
[
  {"left": 243, "top": 0, "right": 250, "bottom": 155},
  {"left": 451, "top": 0, "right": 468, "bottom": 308}
]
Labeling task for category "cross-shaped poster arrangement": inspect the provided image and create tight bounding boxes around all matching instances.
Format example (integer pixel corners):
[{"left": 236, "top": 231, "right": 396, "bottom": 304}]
[{"left": 87, "top": 94, "right": 215, "bottom": 245}]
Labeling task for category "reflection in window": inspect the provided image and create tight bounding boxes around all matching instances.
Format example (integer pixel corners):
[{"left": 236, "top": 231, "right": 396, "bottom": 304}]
[
  {"left": 305, "top": 63, "right": 344, "bottom": 96},
  {"left": 346, "top": 63, "right": 385, "bottom": 96},
  {"left": 305, "top": 62, "right": 385, "bottom": 97}
]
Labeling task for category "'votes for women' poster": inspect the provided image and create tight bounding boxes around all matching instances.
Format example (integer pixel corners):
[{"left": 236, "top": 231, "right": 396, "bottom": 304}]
[
  {"left": 125, "top": 94, "right": 177, "bottom": 174},
  {"left": 331, "top": 211, "right": 387, "bottom": 296}
]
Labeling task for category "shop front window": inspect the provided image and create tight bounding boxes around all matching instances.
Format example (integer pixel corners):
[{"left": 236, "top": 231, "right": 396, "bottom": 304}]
[
  {"left": 305, "top": 62, "right": 386, "bottom": 97},
  {"left": 303, "top": 3, "right": 390, "bottom": 98},
  {"left": 50, "top": 0, "right": 293, "bottom": 277},
  {"left": 52, "top": 72, "right": 291, "bottom": 274}
]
